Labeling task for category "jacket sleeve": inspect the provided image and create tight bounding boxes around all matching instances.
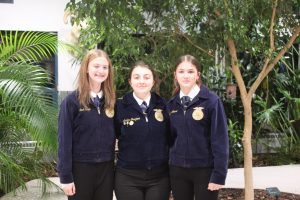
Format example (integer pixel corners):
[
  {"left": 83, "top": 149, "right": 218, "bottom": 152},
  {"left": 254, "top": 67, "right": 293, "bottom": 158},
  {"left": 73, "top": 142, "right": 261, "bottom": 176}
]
[
  {"left": 114, "top": 100, "right": 122, "bottom": 139},
  {"left": 209, "top": 98, "right": 229, "bottom": 185},
  {"left": 57, "top": 95, "right": 77, "bottom": 184},
  {"left": 164, "top": 101, "right": 173, "bottom": 147}
]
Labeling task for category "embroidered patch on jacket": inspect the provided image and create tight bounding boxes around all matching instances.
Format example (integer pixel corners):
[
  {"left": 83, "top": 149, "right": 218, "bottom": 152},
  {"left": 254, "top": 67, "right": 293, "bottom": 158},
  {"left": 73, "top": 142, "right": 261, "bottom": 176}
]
[
  {"left": 123, "top": 117, "right": 141, "bottom": 126},
  {"left": 192, "top": 107, "right": 204, "bottom": 120},
  {"left": 105, "top": 108, "right": 114, "bottom": 118},
  {"left": 154, "top": 109, "right": 164, "bottom": 122},
  {"left": 79, "top": 108, "right": 91, "bottom": 112},
  {"left": 169, "top": 110, "right": 178, "bottom": 115}
]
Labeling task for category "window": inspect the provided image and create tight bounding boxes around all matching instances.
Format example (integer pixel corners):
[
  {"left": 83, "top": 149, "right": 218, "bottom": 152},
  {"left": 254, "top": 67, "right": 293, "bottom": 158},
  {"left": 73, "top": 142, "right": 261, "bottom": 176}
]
[{"left": 0, "top": 0, "right": 14, "bottom": 3}]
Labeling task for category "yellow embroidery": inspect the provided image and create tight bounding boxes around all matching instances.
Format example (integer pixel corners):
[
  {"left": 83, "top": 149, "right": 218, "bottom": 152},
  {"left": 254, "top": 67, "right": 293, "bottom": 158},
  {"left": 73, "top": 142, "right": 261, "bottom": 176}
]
[
  {"left": 123, "top": 117, "right": 141, "bottom": 126},
  {"left": 154, "top": 109, "right": 164, "bottom": 122},
  {"left": 105, "top": 108, "right": 114, "bottom": 118},
  {"left": 79, "top": 108, "right": 91, "bottom": 112},
  {"left": 169, "top": 110, "right": 178, "bottom": 115},
  {"left": 192, "top": 107, "right": 204, "bottom": 120}
]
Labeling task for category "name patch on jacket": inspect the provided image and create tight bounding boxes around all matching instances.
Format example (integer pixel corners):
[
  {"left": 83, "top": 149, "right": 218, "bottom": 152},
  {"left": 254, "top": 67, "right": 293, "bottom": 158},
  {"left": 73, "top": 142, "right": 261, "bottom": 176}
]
[
  {"left": 169, "top": 110, "right": 178, "bottom": 115},
  {"left": 123, "top": 117, "right": 140, "bottom": 126},
  {"left": 79, "top": 108, "right": 91, "bottom": 112}
]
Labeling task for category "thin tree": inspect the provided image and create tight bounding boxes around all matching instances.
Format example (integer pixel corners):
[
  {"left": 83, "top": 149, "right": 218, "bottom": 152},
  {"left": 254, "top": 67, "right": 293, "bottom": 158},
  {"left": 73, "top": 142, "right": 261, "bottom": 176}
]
[{"left": 66, "top": 1, "right": 300, "bottom": 199}]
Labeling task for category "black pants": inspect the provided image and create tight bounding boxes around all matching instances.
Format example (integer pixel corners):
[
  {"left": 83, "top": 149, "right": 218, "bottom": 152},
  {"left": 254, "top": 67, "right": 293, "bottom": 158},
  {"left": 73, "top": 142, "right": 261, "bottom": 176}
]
[
  {"left": 68, "top": 161, "right": 114, "bottom": 200},
  {"left": 169, "top": 165, "right": 218, "bottom": 200},
  {"left": 114, "top": 166, "right": 170, "bottom": 200}
]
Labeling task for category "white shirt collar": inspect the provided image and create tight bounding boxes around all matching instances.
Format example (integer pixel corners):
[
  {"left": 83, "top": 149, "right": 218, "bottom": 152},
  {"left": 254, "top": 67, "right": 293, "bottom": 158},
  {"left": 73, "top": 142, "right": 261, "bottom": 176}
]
[
  {"left": 133, "top": 92, "right": 151, "bottom": 106},
  {"left": 90, "top": 91, "right": 103, "bottom": 99},
  {"left": 179, "top": 85, "right": 200, "bottom": 100}
]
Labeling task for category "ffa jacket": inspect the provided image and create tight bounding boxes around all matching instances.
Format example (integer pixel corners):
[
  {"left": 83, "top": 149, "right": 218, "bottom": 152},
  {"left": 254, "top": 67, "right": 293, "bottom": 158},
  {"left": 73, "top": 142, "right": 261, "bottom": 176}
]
[
  {"left": 168, "top": 85, "right": 229, "bottom": 185},
  {"left": 57, "top": 91, "right": 115, "bottom": 184},
  {"left": 115, "top": 92, "right": 170, "bottom": 170}
]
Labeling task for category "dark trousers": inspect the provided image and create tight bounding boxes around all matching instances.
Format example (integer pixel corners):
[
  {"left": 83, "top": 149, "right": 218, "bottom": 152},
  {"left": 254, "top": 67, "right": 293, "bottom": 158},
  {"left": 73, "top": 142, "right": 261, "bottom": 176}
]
[
  {"left": 169, "top": 165, "right": 218, "bottom": 200},
  {"left": 68, "top": 161, "right": 114, "bottom": 200},
  {"left": 114, "top": 166, "right": 170, "bottom": 200}
]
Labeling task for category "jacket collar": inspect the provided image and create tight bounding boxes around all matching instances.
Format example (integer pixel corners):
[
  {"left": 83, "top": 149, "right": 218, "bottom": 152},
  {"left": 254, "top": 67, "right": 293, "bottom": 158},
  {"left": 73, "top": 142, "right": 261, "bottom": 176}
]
[
  {"left": 122, "top": 92, "right": 165, "bottom": 111},
  {"left": 170, "top": 84, "right": 210, "bottom": 106}
]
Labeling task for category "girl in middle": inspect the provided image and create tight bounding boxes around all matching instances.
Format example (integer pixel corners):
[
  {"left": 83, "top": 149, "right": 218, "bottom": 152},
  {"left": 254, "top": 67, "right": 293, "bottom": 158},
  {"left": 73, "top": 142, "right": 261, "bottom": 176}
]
[{"left": 114, "top": 61, "right": 171, "bottom": 200}]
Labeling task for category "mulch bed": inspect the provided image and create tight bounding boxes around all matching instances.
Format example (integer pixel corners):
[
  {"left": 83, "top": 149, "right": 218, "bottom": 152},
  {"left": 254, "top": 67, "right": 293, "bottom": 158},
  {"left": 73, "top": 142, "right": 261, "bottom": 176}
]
[
  {"left": 1, "top": 187, "right": 300, "bottom": 199},
  {"left": 218, "top": 188, "right": 300, "bottom": 200},
  {"left": 167, "top": 188, "right": 300, "bottom": 200}
]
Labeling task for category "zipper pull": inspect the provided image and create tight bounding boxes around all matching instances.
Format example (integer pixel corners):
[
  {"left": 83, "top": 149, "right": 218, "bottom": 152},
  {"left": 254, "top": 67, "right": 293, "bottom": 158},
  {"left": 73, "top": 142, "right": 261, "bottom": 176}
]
[
  {"left": 143, "top": 112, "right": 148, "bottom": 122},
  {"left": 97, "top": 107, "right": 100, "bottom": 114}
]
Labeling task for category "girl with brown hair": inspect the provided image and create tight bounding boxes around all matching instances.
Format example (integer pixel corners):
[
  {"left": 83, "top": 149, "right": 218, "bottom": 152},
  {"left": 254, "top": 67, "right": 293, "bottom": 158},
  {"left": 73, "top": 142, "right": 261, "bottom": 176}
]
[
  {"left": 168, "top": 55, "right": 229, "bottom": 200},
  {"left": 114, "top": 61, "right": 171, "bottom": 200}
]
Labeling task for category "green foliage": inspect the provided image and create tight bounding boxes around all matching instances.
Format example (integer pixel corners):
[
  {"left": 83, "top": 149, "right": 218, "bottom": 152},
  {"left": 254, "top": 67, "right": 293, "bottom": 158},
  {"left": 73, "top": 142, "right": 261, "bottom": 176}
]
[
  {"left": 228, "top": 119, "right": 244, "bottom": 167},
  {"left": 66, "top": 0, "right": 300, "bottom": 167},
  {"left": 252, "top": 49, "right": 300, "bottom": 156},
  {"left": 0, "top": 31, "right": 57, "bottom": 65},
  {"left": 66, "top": 0, "right": 299, "bottom": 98},
  {"left": 0, "top": 31, "right": 58, "bottom": 193}
]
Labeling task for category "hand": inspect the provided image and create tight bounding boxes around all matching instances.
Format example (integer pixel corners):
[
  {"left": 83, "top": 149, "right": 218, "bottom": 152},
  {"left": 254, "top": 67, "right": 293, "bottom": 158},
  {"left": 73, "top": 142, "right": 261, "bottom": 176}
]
[
  {"left": 62, "top": 182, "right": 76, "bottom": 196},
  {"left": 207, "top": 182, "right": 223, "bottom": 191}
]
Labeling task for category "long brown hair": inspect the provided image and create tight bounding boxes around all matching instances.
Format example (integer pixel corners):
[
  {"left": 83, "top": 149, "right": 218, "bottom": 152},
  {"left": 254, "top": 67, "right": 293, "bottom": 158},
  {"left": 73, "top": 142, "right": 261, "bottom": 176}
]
[
  {"left": 172, "top": 54, "right": 201, "bottom": 96},
  {"left": 77, "top": 49, "right": 115, "bottom": 110}
]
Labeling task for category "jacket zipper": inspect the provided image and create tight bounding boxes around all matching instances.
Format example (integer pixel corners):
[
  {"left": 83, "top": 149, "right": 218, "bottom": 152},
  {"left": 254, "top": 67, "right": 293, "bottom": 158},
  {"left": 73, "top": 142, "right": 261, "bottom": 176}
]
[
  {"left": 183, "top": 106, "right": 188, "bottom": 167},
  {"left": 143, "top": 112, "right": 148, "bottom": 122}
]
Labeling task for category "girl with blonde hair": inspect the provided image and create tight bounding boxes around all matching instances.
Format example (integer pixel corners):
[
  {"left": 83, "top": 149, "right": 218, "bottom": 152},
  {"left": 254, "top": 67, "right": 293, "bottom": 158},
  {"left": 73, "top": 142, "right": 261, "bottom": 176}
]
[{"left": 58, "top": 49, "right": 116, "bottom": 200}]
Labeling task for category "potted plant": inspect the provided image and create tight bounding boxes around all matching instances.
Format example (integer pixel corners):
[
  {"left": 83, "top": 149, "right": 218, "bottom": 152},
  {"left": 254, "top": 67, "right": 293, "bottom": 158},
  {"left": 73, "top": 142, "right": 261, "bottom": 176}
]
[{"left": 0, "top": 31, "right": 58, "bottom": 194}]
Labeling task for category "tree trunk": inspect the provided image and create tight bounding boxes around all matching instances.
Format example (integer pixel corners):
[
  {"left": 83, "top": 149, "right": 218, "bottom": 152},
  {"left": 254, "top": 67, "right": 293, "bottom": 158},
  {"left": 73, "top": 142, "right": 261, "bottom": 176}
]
[
  {"left": 227, "top": 38, "right": 255, "bottom": 200},
  {"left": 243, "top": 98, "right": 254, "bottom": 200},
  {"left": 226, "top": 14, "right": 300, "bottom": 200}
]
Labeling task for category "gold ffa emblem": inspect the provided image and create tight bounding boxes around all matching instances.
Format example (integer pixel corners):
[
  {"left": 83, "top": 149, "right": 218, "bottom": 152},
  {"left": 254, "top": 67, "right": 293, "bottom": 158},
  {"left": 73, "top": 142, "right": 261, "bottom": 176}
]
[
  {"left": 192, "top": 107, "right": 204, "bottom": 120},
  {"left": 105, "top": 108, "right": 114, "bottom": 118},
  {"left": 154, "top": 109, "right": 164, "bottom": 122}
]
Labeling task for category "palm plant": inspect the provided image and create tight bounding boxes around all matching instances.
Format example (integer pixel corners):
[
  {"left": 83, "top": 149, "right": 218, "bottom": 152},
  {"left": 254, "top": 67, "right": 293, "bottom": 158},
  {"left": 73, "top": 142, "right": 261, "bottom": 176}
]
[{"left": 0, "top": 31, "right": 58, "bottom": 194}]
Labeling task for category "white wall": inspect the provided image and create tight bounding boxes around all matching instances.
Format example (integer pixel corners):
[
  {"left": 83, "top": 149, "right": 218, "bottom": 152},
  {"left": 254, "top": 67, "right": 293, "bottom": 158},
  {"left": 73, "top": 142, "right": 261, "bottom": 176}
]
[{"left": 0, "top": 0, "right": 79, "bottom": 92}]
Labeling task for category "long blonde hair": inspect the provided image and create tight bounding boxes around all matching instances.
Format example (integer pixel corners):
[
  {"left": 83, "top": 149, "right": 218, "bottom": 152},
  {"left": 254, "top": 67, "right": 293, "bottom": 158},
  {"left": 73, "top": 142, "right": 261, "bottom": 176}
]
[
  {"left": 77, "top": 49, "right": 115, "bottom": 110},
  {"left": 172, "top": 54, "right": 201, "bottom": 96}
]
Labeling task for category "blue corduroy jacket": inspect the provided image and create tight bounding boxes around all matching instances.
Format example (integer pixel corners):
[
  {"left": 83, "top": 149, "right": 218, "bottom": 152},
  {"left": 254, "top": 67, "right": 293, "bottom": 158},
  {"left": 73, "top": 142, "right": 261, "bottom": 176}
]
[
  {"left": 57, "top": 91, "right": 115, "bottom": 184},
  {"left": 168, "top": 85, "right": 229, "bottom": 185},
  {"left": 115, "top": 92, "right": 170, "bottom": 170}
]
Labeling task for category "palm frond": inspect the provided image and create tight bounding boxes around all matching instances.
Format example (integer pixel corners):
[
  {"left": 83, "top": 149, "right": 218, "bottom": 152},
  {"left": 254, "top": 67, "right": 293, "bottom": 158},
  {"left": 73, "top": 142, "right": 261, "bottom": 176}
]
[
  {"left": 0, "top": 30, "right": 59, "bottom": 195},
  {"left": 0, "top": 148, "right": 56, "bottom": 193},
  {"left": 0, "top": 65, "right": 58, "bottom": 151},
  {"left": 0, "top": 31, "right": 57, "bottom": 65},
  {"left": 0, "top": 150, "right": 30, "bottom": 193}
]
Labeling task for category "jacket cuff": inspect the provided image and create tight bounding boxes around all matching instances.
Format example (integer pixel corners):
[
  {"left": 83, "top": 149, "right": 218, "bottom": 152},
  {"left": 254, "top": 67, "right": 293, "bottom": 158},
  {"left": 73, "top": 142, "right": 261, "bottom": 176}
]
[
  {"left": 59, "top": 174, "right": 74, "bottom": 184},
  {"left": 210, "top": 172, "right": 226, "bottom": 185}
]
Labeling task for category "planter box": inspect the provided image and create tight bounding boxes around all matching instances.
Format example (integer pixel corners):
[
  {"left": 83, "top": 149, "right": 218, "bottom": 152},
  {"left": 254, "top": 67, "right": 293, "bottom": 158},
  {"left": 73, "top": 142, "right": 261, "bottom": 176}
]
[
  {"left": 0, "top": 140, "right": 37, "bottom": 154},
  {"left": 252, "top": 133, "right": 283, "bottom": 154}
]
